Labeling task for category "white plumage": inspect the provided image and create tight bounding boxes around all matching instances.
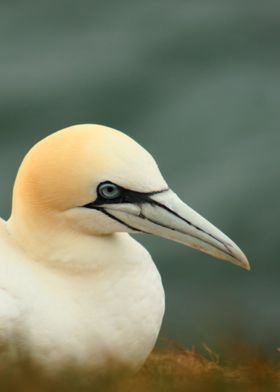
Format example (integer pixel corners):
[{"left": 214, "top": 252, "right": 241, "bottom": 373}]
[{"left": 0, "top": 124, "right": 249, "bottom": 374}]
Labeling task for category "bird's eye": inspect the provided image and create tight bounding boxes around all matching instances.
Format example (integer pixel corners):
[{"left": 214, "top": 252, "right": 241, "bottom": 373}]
[{"left": 98, "top": 182, "right": 121, "bottom": 200}]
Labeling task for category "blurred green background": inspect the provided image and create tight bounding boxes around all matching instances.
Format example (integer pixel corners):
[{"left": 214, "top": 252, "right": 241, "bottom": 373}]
[{"left": 0, "top": 0, "right": 279, "bottom": 355}]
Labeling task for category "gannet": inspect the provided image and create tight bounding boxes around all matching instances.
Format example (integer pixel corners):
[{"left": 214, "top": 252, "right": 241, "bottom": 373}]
[{"left": 0, "top": 124, "right": 249, "bottom": 374}]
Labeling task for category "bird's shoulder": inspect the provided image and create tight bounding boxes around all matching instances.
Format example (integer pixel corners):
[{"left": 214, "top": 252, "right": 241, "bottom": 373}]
[
  {"left": 0, "top": 218, "right": 20, "bottom": 267},
  {"left": 0, "top": 219, "right": 21, "bottom": 331},
  {"left": 0, "top": 217, "right": 7, "bottom": 236}
]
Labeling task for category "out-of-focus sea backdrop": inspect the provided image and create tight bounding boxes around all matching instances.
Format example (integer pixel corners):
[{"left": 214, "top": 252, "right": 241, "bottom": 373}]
[{"left": 0, "top": 0, "right": 279, "bottom": 355}]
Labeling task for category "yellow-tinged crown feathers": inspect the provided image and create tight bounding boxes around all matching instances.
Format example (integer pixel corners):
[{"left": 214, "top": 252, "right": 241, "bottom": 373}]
[{"left": 12, "top": 124, "right": 166, "bottom": 213}]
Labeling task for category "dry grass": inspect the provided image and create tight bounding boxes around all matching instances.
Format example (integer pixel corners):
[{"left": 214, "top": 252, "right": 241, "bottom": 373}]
[{"left": 0, "top": 340, "right": 280, "bottom": 392}]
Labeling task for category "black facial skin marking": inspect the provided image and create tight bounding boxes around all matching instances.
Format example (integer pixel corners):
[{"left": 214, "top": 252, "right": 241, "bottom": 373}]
[
  {"left": 83, "top": 181, "right": 168, "bottom": 233},
  {"left": 83, "top": 181, "right": 236, "bottom": 261},
  {"left": 93, "top": 206, "right": 143, "bottom": 232},
  {"left": 84, "top": 181, "right": 168, "bottom": 208}
]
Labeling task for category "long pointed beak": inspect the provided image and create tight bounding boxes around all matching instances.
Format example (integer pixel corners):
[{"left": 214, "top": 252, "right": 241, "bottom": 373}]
[{"left": 104, "top": 189, "right": 250, "bottom": 270}]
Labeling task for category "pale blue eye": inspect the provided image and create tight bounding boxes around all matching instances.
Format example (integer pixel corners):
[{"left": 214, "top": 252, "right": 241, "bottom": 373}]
[{"left": 98, "top": 183, "right": 121, "bottom": 200}]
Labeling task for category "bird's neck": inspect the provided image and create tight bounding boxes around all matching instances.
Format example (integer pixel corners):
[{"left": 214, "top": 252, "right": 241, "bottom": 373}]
[{"left": 7, "top": 208, "right": 149, "bottom": 273}]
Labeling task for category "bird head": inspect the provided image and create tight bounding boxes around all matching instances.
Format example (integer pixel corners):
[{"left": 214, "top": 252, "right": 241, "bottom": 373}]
[{"left": 10, "top": 124, "right": 249, "bottom": 270}]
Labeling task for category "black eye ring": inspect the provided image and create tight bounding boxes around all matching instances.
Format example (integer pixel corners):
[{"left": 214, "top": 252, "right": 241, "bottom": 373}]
[{"left": 98, "top": 182, "right": 122, "bottom": 200}]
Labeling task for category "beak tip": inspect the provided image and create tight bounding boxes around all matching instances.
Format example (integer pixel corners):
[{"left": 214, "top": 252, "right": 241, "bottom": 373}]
[
  {"left": 242, "top": 258, "right": 251, "bottom": 271},
  {"left": 235, "top": 253, "right": 250, "bottom": 271}
]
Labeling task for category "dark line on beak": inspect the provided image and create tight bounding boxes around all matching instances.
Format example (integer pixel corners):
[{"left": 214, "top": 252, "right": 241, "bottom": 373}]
[
  {"left": 138, "top": 207, "right": 232, "bottom": 258},
  {"left": 147, "top": 199, "right": 235, "bottom": 258},
  {"left": 83, "top": 183, "right": 236, "bottom": 261},
  {"left": 94, "top": 207, "right": 144, "bottom": 233}
]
